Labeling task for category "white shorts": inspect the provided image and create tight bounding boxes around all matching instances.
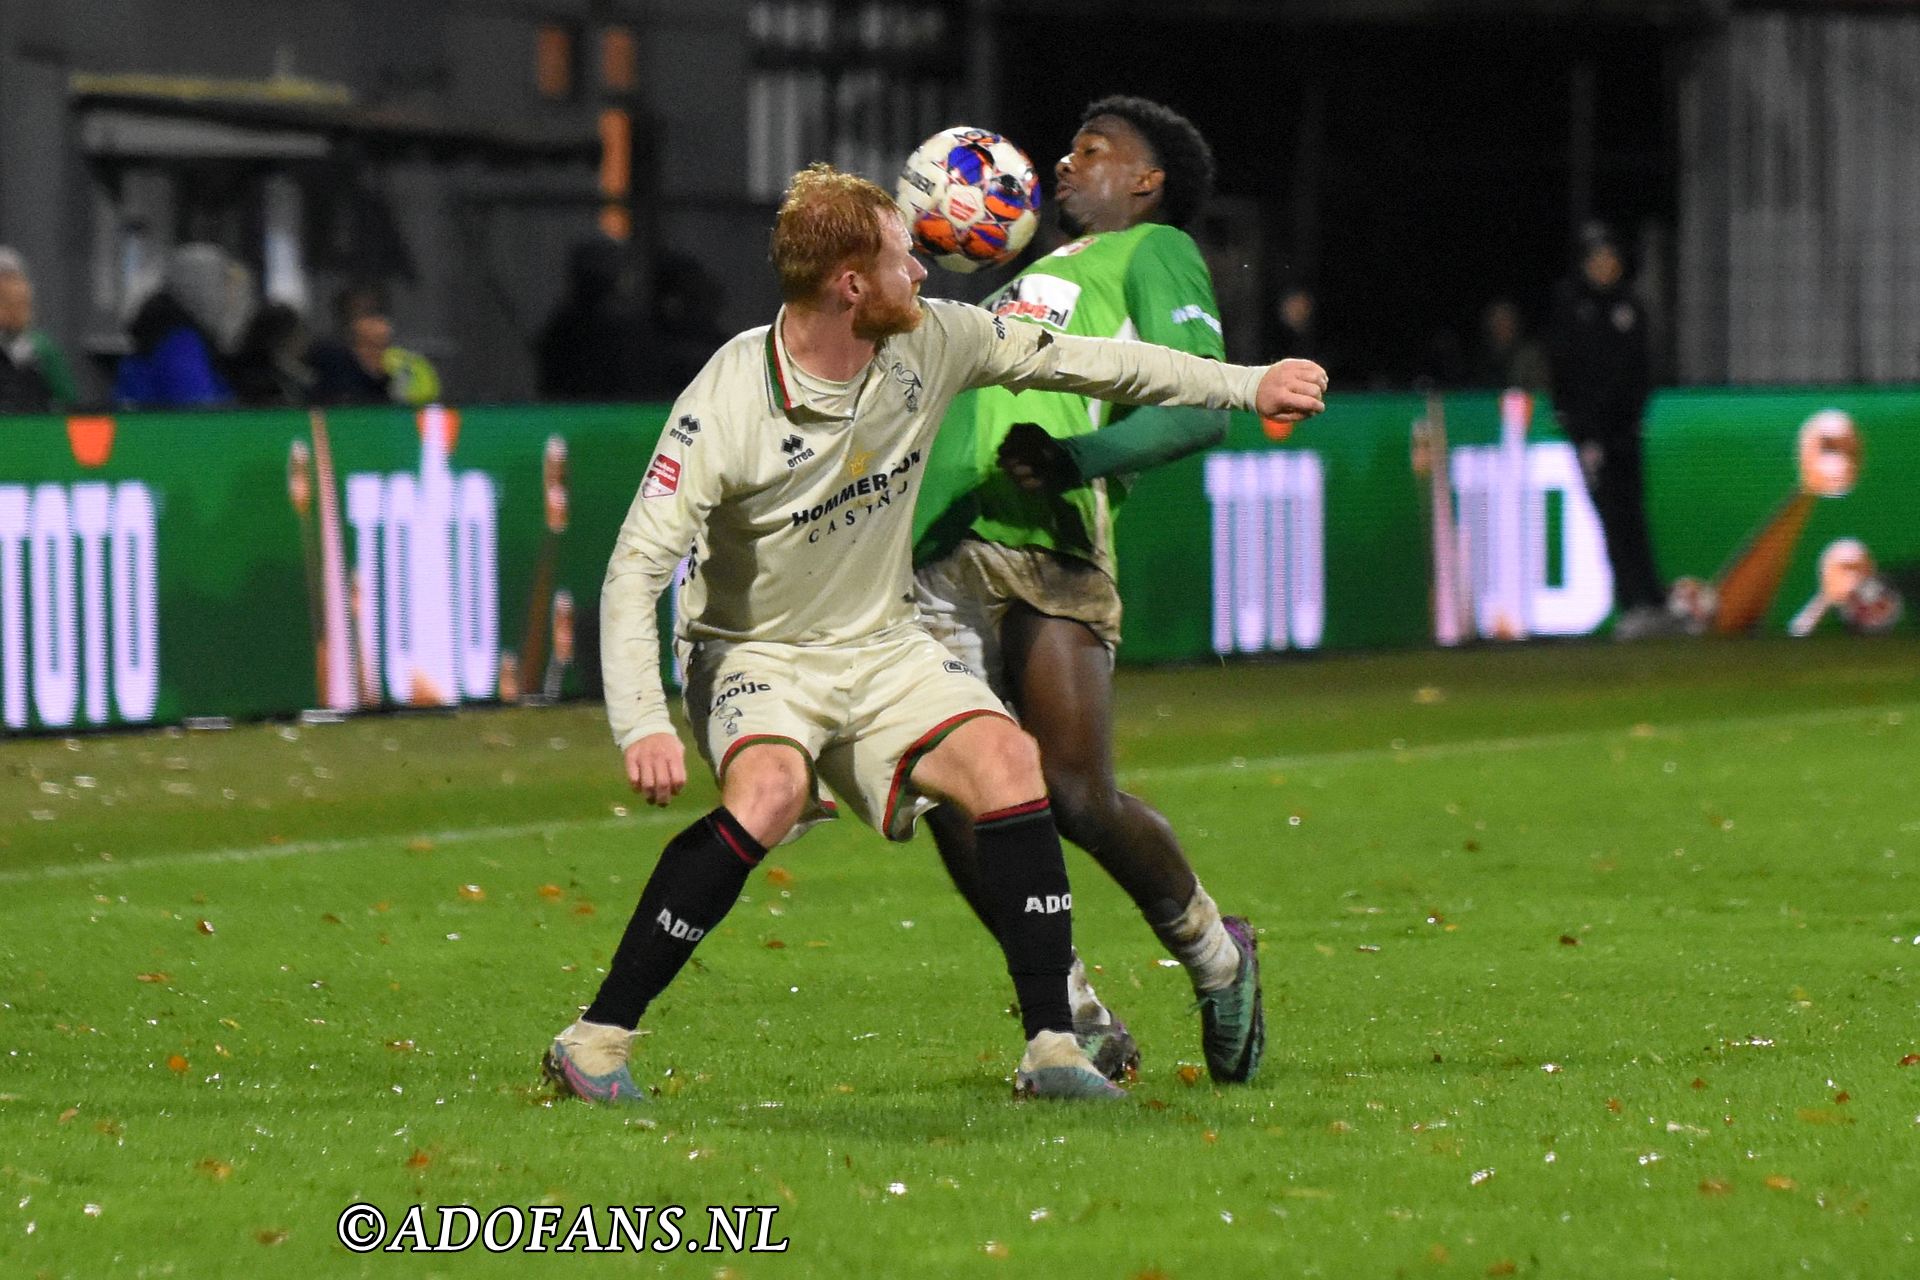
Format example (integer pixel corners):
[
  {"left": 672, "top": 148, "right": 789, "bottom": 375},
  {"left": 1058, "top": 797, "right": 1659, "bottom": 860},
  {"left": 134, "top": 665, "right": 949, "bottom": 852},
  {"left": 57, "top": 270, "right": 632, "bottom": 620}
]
[
  {"left": 681, "top": 626, "right": 1009, "bottom": 843},
  {"left": 913, "top": 537, "right": 1121, "bottom": 701}
]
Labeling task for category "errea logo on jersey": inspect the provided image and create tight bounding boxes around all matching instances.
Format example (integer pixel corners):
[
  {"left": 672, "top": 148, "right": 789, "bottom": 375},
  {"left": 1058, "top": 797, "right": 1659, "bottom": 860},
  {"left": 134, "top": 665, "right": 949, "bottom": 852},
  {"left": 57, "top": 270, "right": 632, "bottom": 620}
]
[
  {"left": 780, "top": 435, "right": 817, "bottom": 470},
  {"left": 1170, "top": 304, "right": 1224, "bottom": 335}
]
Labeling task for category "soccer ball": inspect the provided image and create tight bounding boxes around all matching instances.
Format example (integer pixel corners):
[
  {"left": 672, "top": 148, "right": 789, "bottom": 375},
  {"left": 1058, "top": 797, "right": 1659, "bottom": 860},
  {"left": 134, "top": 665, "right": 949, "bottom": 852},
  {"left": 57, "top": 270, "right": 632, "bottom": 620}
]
[{"left": 896, "top": 127, "right": 1040, "bottom": 273}]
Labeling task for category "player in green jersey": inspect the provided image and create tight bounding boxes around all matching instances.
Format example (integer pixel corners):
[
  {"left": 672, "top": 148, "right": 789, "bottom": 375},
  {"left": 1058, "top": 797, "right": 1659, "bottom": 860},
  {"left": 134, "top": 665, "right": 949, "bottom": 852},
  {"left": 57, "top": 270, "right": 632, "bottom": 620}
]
[{"left": 913, "top": 97, "right": 1329, "bottom": 1084}]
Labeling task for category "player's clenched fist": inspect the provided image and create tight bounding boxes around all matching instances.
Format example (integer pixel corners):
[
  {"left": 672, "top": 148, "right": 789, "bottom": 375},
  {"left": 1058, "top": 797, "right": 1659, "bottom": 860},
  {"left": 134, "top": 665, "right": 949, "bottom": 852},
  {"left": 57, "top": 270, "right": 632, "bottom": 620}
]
[
  {"left": 1255, "top": 358, "right": 1329, "bottom": 423},
  {"left": 623, "top": 732, "right": 687, "bottom": 807}
]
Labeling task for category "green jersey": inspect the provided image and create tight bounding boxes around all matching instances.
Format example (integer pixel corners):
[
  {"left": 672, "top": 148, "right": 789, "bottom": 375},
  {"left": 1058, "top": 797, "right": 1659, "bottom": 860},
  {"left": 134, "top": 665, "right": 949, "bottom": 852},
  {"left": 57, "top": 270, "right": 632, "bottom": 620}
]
[{"left": 912, "top": 221, "right": 1226, "bottom": 575}]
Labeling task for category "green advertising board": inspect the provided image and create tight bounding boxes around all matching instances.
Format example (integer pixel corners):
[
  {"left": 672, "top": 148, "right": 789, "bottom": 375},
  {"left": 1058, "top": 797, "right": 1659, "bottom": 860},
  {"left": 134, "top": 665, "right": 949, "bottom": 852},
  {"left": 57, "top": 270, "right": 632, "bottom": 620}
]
[
  {"left": 0, "top": 404, "right": 666, "bottom": 734},
  {"left": 1115, "top": 389, "right": 1917, "bottom": 663},
  {"left": 0, "top": 390, "right": 1911, "bottom": 735}
]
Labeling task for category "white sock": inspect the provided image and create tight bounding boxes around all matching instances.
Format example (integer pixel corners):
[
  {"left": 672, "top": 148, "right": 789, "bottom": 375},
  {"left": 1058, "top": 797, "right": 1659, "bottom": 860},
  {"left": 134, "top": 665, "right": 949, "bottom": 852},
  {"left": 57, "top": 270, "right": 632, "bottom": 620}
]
[
  {"left": 555, "top": 1018, "right": 637, "bottom": 1076},
  {"left": 1151, "top": 884, "right": 1241, "bottom": 994},
  {"left": 1067, "top": 952, "right": 1110, "bottom": 1027},
  {"left": 1019, "top": 1028, "right": 1095, "bottom": 1072}
]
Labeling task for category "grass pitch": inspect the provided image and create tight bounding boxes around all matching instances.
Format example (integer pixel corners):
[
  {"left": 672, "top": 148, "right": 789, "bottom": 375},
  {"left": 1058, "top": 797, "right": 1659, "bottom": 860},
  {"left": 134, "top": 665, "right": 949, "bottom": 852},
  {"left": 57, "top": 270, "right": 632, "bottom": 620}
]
[{"left": 3, "top": 636, "right": 1918, "bottom": 1278}]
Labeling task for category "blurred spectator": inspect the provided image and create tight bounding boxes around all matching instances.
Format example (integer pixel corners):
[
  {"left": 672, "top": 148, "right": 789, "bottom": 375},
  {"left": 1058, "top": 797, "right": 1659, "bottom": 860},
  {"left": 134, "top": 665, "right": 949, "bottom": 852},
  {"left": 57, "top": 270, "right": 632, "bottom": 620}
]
[
  {"left": 114, "top": 243, "right": 247, "bottom": 409},
  {"left": 1472, "top": 298, "right": 1550, "bottom": 392},
  {"left": 645, "top": 249, "right": 730, "bottom": 397},
  {"left": 537, "top": 235, "right": 643, "bottom": 399},
  {"left": 228, "top": 302, "right": 315, "bottom": 406},
  {"left": 0, "top": 248, "right": 76, "bottom": 412},
  {"left": 310, "top": 283, "right": 441, "bottom": 406},
  {"left": 1548, "top": 221, "right": 1665, "bottom": 637},
  {"left": 1272, "top": 283, "right": 1341, "bottom": 376}
]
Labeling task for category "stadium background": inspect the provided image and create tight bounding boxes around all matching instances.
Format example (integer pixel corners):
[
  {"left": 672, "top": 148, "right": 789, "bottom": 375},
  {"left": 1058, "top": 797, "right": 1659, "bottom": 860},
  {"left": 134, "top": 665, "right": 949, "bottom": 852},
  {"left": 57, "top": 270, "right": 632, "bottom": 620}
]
[
  {"left": 0, "top": 0, "right": 1915, "bottom": 733},
  {"left": 1, "top": 0, "right": 1917, "bottom": 399}
]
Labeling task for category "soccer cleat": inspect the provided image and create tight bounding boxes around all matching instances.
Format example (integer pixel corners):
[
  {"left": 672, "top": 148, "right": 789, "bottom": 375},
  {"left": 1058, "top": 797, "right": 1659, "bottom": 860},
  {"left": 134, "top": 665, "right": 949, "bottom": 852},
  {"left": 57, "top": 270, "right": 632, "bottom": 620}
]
[
  {"left": 1194, "top": 916, "right": 1265, "bottom": 1084},
  {"left": 543, "top": 1026, "right": 647, "bottom": 1107},
  {"left": 1075, "top": 1014, "right": 1142, "bottom": 1083},
  {"left": 1014, "top": 1029, "right": 1127, "bottom": 1101}
]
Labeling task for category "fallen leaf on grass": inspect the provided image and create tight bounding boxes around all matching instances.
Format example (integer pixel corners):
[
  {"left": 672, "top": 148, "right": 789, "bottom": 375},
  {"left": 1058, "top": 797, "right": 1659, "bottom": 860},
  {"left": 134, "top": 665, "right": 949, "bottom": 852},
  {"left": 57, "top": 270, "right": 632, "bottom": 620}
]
[
  {"left": 1202, "top": 1130, "right": 1218, "bottom": 1144},
  {"left": 1765, "top": 1175, "right": 1796, "bottom": 1191},
  {"left": 405, "top": 1149, "right": 432, "bottom": 1170},
  {"left": 197, "top": 1158, "right": 233, "bottom": 1182},
  {"left": 1176, "top": 1065, "right": 1202, "bottom": 1086},
  {"left": 195, "top": 920, "right": 215, "bottom": 936},
  {"left": 319, "top": 913, "right": 343, "bottom": 926},
  {"left": 1559, "top": 935, "right": 1580, "bottom": 947},
  {"left": 136, "top": 972, "right": 171, "bottom": 984},
  {"left": 1327, "top": 1120, "right": 1353, "bottom": 1135},
  {"left": 57, "top": 1107, "right": 78, "bottom": 1125},
  {"left": 1487, "top": 1261, "right": 1517, "bottom": 1277},
  {"left": 166, "top": 1055, "right": 189, "bottom": 1074},
  {"left": 981, "top": 1241, "right": 1009, "bottom": 1259},
  {"left": 1796, "top": 1107, "right": 1852, "bottom": 1126},
  {"left": 764, "top": 939, "right": 787, "bottom": 950},
  {"left": 538, "top": 884, "right": 564, "bottom": 900},
  {"left": 256, "top": 1229, "right": 287, "bottom": 1246},
  {"left": 386, "top": 1039, "right": 416, "bottom": 1053},
  {"left": 1606, "top": 1098, "right": 1624, "bottom": 1114},
  {"left": 456, "top": 884, "right": 485, "bottom": 902},
  {"left": 1899, "top": 1054, "right": 1920, "bottom": 1067},
  {"left": 1699, "top": 1178, "right": 1732, "bottom": 1196},
  {"left": 1835, "top": 1091, "right": 1851, "bottom": 1105},
  {"left": 1691, "top": 1077, "right": 1707, "bottom": 1089},
  {"left": 1427, "top": 1244, "right": 1451, "bottom": 1264},
  {"left": 572, "top": 903, "right": 596, "bottom": 916},
  {"left": 765, "top": 866, "right": 795, "bottom": 888},
  {"left": 407, "top": 839, "right": 434, "bottom": 853}
]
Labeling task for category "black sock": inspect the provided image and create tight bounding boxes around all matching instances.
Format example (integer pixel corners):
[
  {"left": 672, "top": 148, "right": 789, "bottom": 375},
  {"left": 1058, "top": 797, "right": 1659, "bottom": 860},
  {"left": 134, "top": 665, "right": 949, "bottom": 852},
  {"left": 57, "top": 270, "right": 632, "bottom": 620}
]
[
  {"left": 582, "top": 807, "right": 766, "bottom": 1029},
  {"left": 972, "top": 799, "right": 1073, "bottom": 1039}
]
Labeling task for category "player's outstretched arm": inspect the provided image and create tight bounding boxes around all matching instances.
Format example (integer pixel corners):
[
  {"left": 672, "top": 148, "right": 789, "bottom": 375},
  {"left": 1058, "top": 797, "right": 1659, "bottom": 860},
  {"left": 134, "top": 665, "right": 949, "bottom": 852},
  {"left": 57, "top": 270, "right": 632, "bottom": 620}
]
[
  {"left": 623, "top": 732, "right": 688, "bottom": 807},
  {"left": 1256, "top": 358, "right": 1329, "bottom": 423}
]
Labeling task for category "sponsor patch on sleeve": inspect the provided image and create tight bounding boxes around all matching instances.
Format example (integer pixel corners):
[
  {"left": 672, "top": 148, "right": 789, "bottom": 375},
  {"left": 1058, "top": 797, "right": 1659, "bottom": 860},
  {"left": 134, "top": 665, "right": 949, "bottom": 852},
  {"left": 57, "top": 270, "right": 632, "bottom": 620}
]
[
  {"left": 642, "top": 453, "right": 682, "bottom": 499},
  {"left": 1170, "top": 304, "right": 1225, "bottom": 335}
]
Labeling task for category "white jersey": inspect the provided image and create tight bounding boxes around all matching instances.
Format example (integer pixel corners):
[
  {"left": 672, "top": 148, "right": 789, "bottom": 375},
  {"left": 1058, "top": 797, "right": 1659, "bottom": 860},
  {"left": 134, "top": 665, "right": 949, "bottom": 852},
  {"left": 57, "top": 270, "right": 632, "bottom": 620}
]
[{"left": 601, "top": 297, "right": 1265, "bottom": 748}]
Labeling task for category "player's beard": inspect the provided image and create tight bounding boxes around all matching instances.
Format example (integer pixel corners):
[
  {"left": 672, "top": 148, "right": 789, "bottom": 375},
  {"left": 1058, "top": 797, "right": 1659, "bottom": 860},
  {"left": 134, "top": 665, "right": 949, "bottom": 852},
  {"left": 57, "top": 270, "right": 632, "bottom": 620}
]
[
  {"left": 851, "top": 287, "right": 923, "bottom": 342},
  {"left": 1056, "top": 203, "right": 1089, "bottom": 238}
]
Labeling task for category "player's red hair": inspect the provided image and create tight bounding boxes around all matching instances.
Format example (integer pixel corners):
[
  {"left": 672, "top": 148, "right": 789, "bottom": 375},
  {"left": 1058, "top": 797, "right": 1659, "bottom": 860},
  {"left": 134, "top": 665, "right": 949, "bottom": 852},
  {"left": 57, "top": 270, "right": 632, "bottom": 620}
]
[{"left": 770, "top": 163, "right": 900, "bottom": 303}]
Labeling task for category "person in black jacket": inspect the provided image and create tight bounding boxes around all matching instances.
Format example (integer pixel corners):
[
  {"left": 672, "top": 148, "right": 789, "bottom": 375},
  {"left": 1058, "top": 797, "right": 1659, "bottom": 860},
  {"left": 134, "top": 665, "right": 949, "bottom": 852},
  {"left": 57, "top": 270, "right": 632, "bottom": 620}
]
[
  {"left": 1548, "top": 221, "right": 1667, "bottom": 638},
  {"left": 537, "top": 235, "right": 645, "bottom": 400}
]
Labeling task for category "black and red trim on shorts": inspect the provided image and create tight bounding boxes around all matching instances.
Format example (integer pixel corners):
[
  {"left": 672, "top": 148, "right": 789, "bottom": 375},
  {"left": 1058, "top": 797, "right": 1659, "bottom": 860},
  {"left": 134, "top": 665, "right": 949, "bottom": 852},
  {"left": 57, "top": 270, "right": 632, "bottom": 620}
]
[{"left": 880, "top": 709, "right": 1015, "bottom": 839}]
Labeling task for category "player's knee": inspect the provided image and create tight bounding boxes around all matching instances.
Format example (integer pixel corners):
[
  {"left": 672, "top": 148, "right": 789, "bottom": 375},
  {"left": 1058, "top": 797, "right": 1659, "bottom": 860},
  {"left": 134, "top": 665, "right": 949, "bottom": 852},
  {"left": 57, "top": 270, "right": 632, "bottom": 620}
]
[
  {"left": 722, "top": 747, "right": 810, "bottom": 844},
  {"left": 1045, "top": 768, "right": 1121, "bottom": 846},
  {"left": 974, "top": 724, "right": 1045, "bottom": 810}
]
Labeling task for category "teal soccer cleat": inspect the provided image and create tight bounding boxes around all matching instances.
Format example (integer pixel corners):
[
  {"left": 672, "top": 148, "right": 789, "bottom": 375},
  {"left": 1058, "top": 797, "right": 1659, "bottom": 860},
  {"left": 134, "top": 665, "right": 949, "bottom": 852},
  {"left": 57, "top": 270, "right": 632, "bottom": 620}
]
[{"left": 1195, "top": 916, "right": 1265, "bottom": 1083}]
